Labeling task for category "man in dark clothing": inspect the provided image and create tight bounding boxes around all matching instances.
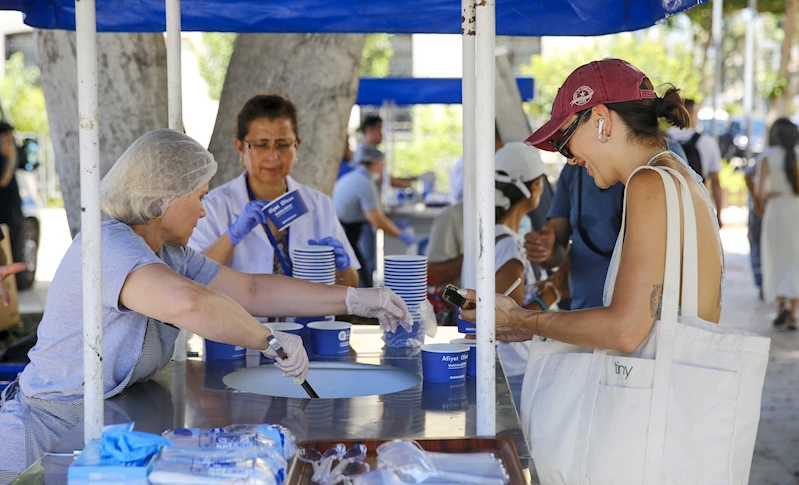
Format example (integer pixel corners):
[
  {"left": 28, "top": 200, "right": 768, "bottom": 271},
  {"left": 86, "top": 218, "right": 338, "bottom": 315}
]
[{"left": 0, "top": 122, "right": 25, "bottom": 285}]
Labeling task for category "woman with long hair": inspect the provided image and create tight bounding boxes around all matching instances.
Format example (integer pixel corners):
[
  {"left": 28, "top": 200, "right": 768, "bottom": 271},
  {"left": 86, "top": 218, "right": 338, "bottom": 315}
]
[{"left": 757, "top": 117, "right": 799, "bottom": 329}]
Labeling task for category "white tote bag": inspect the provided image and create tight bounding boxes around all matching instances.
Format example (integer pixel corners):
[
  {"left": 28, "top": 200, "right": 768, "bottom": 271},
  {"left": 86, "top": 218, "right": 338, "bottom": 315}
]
[{"left": 519, "top": 166, "right": 770, "bottom": 485}]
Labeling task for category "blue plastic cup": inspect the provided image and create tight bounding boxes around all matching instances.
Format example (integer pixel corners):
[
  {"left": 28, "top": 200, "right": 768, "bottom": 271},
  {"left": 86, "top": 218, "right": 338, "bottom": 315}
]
[
  {"left": 456, "top": 309, "right": 476, "bottom": 334},
  {"left": 265, "top": 322, "right": 304, "bottom": 336},
  {"left": 204, "top": 339, "right": 245, "bottom": 361},
  {"left": 421, "top": 343, "right": 469, "bottom": 382},
  {"left": 450, "top": 338, "right": 477, "bottom": 377},
  {"left": 307, "top": 321, "right": 351, "bottom": 356}
]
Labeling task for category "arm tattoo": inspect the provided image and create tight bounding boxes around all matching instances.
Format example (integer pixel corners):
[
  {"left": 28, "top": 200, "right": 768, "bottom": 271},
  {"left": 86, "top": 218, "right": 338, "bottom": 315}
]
[{"left": 650, "top": 284, "right": 663, "bottom": 319}]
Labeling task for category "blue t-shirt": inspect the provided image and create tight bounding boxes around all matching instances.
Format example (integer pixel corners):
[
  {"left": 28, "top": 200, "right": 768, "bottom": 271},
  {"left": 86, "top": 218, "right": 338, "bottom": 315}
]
[
  {"left": 333, "top": 166, "right": 380, "bottom": 224},
  {"left": 548, "top": 164, "right": 624, "bottom": 310},
  {"left": 17, "top": 221, "right": 220, "bottom": 400},
  {"left": 337, "top": 159, "right": 354, "bottom": 180}
]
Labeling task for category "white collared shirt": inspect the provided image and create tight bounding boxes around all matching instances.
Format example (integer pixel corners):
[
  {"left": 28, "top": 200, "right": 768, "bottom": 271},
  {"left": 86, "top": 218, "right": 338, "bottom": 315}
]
[{"left": 189, "top": 172, "right": 360, "bottom": 275}]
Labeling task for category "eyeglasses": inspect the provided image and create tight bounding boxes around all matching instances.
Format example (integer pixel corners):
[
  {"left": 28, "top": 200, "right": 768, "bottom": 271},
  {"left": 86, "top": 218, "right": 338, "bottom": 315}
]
[
  {"left": 243, "top": 138, "right": 297, "bottom": 155},
  {"left": 549, "top": 109, "right": 591, "bottom": 159}
]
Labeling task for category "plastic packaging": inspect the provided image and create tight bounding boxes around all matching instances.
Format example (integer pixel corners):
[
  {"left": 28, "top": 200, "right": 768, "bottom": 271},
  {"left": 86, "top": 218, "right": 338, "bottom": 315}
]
[
  {"left": 297, "top": 444, "right": 370, "bottom": 485},
  {"left": 376, "top": 440, "right": 508, "bottom": 485},
  {"left": 162, "top": 424, "right": 296, "bottom": 460}
]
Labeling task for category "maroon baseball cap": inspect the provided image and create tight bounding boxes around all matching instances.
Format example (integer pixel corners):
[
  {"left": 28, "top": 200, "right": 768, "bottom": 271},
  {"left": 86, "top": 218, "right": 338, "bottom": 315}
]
[{"left": 525, "top": 59, "right": 657, "bottom": 152}]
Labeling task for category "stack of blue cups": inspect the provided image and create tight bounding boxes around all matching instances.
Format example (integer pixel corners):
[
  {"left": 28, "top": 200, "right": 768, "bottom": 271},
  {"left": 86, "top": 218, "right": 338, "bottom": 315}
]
[
  {"left": 291, "top": 245, "right": 336, "bottom": 336},
  {"left": 383, "top": 255, "right": 428, "bottom": 347},
  {"left": 291, "top": 245, "right": 336, "bottom": 284}
]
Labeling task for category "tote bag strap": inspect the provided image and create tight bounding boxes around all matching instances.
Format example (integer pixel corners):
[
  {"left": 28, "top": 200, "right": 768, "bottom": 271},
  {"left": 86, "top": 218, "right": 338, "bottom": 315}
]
[{"left": 643, "top": 167, "right": 701, "bottom": 483}]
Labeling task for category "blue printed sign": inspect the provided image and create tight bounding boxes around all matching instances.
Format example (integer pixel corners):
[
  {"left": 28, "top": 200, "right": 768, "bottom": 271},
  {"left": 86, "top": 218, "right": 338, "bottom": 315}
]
[{"left": 262, "top": 190, "right": 309, "bottom": 231}]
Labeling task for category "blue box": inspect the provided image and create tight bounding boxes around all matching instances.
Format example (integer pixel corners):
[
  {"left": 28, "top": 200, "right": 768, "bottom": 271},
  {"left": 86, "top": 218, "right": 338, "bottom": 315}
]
[{"left": 68, "top": 440, "right": 154, "bottom": 485}]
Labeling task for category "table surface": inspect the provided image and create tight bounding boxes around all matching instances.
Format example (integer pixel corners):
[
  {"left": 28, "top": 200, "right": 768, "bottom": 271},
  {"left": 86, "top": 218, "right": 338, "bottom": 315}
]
[{"left": 10, "top": 327, "right": 530, "bottom": 484}]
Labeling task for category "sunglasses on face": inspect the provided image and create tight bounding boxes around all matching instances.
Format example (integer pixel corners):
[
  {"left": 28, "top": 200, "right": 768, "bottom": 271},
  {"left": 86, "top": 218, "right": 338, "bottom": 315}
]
[{"left": 549, "top": 109, "right": 592, "bottom": 159}]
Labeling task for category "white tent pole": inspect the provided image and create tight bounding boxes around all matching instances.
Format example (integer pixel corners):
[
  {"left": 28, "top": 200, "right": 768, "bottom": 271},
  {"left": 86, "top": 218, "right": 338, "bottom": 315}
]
[
  {"left": 711, "top": 0, "right": 723, "bottom": 139},
  {"left": 76, "top": 0, "right": 103, "bottom": 444},
  {"left": 461, "top": 0, "right": 476, "bottom": 289},
  {"left": 166, "top": 0, "right": 188, "bottom": 363},
  {"left": 166, "top": 0, "right": 183, "bottom": 131},
  {"left": 743, "top": 0, "right": 756, "bottom": 161},
  {"left": 475, "top": 0, "right": 496, "bottom": 436}
]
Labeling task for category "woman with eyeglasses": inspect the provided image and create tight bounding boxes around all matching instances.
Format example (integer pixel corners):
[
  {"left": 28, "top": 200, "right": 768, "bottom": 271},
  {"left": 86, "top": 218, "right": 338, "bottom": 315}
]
[
  {"left": 189, "top": 94, "right": 360, "bottom": 289},
  {"left": 460, "top": 60, "right": 726, "bottom": 481}
]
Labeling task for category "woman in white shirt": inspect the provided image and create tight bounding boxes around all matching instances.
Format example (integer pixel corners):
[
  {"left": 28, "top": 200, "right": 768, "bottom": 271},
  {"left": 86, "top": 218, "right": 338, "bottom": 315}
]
[
  {"left": 756, "top": 118, "right": 799, "bottom": 330},
  {"left": 190, "top": 94, "right": 359, "bottom": 288},
  {"left": 492, "top": 142, "right": 563, "bottom": 409}
]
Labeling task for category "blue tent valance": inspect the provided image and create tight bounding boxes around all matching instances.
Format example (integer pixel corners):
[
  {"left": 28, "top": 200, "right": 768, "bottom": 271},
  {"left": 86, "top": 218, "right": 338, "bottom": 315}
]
[
  {"left": 0, "top": 0, "right": 705, "bottom": 36},
  {"left": 356, "top": 78, "right": 533, "bottom": 106}
]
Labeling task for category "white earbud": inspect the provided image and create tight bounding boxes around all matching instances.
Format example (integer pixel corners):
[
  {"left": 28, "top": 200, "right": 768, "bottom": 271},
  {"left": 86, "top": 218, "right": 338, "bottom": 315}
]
[{"left": 597, "top": 118, "right": 605, "bottom": 141}]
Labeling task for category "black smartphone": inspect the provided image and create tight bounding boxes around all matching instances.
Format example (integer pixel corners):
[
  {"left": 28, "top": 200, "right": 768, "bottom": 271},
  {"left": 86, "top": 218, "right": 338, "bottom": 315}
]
[{"left": 441, "top": 284, "right": 476, "bottom": 310}]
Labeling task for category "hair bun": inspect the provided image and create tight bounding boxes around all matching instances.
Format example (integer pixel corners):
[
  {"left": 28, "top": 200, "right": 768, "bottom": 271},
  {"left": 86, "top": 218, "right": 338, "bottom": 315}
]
[{"left": 655, "top": 97, "right": 668, "bottom": 118}]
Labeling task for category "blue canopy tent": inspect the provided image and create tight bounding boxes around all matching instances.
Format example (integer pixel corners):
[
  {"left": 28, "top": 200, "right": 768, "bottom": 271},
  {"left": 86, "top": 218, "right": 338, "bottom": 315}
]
[
  {"left": 4, "top": 0, "right": 703, "bottom": 35},
  {"left": 0, "top": 0, "right": 709, "bottom": 446},
  {"left": 356, "top": 77, "right": 534, "bottom": 106}
]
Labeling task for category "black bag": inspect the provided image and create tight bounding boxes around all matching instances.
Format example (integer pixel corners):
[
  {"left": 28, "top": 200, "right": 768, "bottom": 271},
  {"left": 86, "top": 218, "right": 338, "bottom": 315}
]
[{"left": 679, "top": 132, "right": 704, "bottom": 181}]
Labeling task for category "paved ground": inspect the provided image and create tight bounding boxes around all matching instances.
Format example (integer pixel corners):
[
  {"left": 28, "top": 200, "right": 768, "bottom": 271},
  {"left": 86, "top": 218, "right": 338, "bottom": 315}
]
[
  {"left": 15, "top": 209, "right": 799, "bottom": 484},
  {"left": 720, "top": 227, "right": 799, "bottom": 485}
]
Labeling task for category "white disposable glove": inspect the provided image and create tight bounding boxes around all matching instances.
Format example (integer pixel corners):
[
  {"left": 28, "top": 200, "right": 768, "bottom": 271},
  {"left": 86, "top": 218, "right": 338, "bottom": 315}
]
[
  {"left": 261, "top": 330, "right": 310, "bottom": 381},
  {"left": 345, "top": 287, "right": 412, "bottom": 333}
]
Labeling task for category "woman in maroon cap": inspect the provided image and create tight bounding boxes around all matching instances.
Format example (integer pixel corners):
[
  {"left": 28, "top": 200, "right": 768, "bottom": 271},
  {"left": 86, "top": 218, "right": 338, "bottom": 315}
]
[
  {"left": 460, "top": 59, "right": 732, "bottom": 482},
  {"left": 462, "top": 58, "right": 723, "bottom": 350}
]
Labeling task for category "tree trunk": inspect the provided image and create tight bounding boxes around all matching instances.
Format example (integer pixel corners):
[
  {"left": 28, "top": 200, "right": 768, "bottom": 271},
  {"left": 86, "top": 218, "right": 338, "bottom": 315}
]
[
  {"left": 769, "top": 0, "right": 799, "bottom": 120},
  {"left": 208, "top": 34, "right": 365, "bottom": 195},
  {"left": 35, "top": 30, "right": 168, "bottom": 237}
]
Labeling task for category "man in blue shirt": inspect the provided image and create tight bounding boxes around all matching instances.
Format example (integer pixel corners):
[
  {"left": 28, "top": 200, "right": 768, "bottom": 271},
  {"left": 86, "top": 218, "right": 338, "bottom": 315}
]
[
  {"left": 525, "top": 141, "right": 687, "bottom": 310},
  {"left": 333, "top": 146, "right": 416, "bottom": 286}
]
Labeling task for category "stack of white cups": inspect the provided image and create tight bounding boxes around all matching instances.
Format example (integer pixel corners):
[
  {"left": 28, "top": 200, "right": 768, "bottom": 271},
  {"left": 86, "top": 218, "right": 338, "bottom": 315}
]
[
  {"left": 291, "top": 245, "right": 336, "bottom": 284},
  {"left": 383, "top": 255, "right": 428, "bottom": 347}
]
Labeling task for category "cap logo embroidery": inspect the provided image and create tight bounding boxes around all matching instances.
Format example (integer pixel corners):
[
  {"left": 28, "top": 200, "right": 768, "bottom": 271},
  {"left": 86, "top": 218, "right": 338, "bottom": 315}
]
[{"left": 570, "top": 86, "right": 594, "bottom": 106}]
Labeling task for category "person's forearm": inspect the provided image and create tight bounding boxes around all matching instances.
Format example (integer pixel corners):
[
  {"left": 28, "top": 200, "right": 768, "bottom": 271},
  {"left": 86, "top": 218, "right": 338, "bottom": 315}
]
[
  {"left": 375, "top": 213, "right": 402, "bottom": 238},
  {"left": 513, "top": 306, "right": 642, "bottom": 352},
  {"left": 337, "top": 267, "right": 359, "bottom": 288},
  {"left": 390, "top": 176, "right": 415, "bottom": 189},
  {"left": 247, "top": 274, "right": 349, "bottom": 318},
  {"left": 428, "top": 255, "right": 463, "bottom": 286},
  {"left": 711, "top": 178, "right": 723, "bottom": 215},
  {"left": 176, "top": 283, "right": 273, "bottom": 350},
  {"left": 202, "top": 233, "right": 236, "bottom": 266}
]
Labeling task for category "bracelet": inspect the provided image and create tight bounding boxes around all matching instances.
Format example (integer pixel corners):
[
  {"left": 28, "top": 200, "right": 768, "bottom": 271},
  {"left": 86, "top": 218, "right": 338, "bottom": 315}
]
[{"left": 536, "top": 312, "right": 548, "bottom": 342}]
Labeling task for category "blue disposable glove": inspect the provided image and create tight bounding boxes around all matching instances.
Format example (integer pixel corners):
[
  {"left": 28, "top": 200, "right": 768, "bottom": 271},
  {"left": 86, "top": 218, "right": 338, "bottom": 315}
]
[
  {"left": 308, "top": 237, "right": 351, "bottom": 271},
  {"left": 398, "top": 230, "right": 417, "bottom": 246},
  {"left": 98, "top": 423, "right": 172, "bottom": 466},
  {"left": 228, "top": 200, "right": 269, "bottom": 245}
]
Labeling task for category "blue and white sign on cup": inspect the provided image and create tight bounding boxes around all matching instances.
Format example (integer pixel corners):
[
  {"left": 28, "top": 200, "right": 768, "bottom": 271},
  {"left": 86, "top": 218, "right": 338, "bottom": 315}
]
[{"left": 262, "top": 189, "right": 310, "bottom": 231}]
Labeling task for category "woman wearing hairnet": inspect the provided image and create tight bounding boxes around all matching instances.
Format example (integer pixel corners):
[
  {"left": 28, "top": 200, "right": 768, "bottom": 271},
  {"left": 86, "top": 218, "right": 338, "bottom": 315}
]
[
  {"left": 0, "top": 130, "right": 410, "bottom": 476},
  {"left": 189, "top": 94, "right": 359, "bottom": 288}
]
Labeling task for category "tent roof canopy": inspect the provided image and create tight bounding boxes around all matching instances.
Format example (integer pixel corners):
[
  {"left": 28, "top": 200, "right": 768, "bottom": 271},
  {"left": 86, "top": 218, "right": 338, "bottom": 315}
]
[
  {"left": 2, "top": 0, "right": 704, "bottom": 36},
  {"left": 356, "top": 77, "right": 533, "bottom": 106}
]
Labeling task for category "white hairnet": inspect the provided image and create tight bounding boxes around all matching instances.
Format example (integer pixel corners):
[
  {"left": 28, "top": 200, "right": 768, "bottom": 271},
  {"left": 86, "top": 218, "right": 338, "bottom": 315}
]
[{"left": 101, "top": 129, "right": 218, "bottom": 224}]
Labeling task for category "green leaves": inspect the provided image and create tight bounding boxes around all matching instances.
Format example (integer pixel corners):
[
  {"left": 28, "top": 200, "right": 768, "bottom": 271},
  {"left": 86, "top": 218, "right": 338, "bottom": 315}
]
[{"left": 0, "top": 52, "right": 48, "bottom": 134}]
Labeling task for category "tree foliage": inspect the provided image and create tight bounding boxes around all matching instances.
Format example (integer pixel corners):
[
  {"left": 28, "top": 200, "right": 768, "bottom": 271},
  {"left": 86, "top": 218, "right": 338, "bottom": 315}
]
[
  {"left": 192, "top": 33, "right": 237, "bottom": 100},
  {"left": 0, "top": 52, "right": 49, "bottom": 134},
  {"left": 361, "top": 34, "right": 393, "bottom": 77},
  {"left": 393, "top": 105, "right": 463, "bottom": 189},
  {"left": 522, "top": 34, "right": 702, "bottom": 121}
]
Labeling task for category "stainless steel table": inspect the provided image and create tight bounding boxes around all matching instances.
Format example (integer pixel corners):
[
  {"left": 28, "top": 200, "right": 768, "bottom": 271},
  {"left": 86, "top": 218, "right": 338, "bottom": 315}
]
[{"left": 9, "top": 327, "right": 530, "bottom": 484}]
